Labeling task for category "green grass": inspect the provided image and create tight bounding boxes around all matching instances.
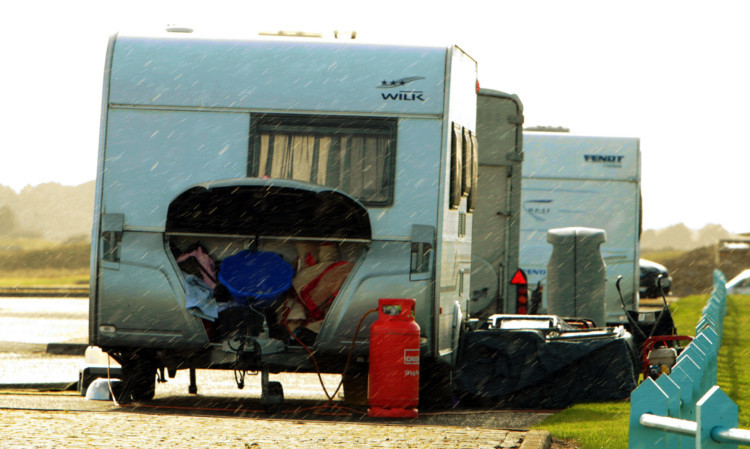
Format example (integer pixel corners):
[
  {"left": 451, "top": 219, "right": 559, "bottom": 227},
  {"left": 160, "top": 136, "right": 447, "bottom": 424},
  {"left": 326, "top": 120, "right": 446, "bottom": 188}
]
[
  {"left": 668, "top": 295, "right": 705, "bottom": 334},
  {"left": 538, "top": 401, "right": 630, "bottom": 448},
  {"left": 536, "top": 293, "right": 750, "bottom": 448},
  {"left": 719, "top": 293, "right": 750, "bottom": 426},
  {"left": 0, "top": 270, "right": 89, "bottom": 287}
]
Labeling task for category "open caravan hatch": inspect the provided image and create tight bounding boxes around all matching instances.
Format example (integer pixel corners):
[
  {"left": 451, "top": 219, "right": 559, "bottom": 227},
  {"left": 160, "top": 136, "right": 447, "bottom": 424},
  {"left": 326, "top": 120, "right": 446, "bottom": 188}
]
[{"left": 165, "top": 179, "right": 372, "bottom": 367}]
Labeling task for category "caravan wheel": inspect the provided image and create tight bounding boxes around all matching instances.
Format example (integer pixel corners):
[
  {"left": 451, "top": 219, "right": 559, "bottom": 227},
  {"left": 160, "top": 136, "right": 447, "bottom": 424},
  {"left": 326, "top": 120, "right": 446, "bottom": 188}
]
[
  {"left": 419, "top": 363, "right": 454, "bottom": 409},
  {"left": 115, "top": 351, "right": 157, "bottom": 404}
]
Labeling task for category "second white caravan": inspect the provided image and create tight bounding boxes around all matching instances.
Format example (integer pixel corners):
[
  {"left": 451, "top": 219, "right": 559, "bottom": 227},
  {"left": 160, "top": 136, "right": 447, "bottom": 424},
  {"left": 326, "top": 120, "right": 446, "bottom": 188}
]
[{"left": 519, "top": 132, "right": 641, "bottom": 324}]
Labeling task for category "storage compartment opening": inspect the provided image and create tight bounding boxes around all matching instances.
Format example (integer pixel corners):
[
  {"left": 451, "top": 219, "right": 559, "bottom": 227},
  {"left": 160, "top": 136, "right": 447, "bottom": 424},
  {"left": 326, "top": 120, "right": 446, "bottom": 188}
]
[{"left": 165, "top": 183, "right": 371, "bottom": 350}]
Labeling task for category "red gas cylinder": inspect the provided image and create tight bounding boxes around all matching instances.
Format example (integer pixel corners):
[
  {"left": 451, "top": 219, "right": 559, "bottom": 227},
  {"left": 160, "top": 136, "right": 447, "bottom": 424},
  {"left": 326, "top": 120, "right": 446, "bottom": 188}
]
[{"left": 368, "top": 298, "right": 420, "bottom": 418}]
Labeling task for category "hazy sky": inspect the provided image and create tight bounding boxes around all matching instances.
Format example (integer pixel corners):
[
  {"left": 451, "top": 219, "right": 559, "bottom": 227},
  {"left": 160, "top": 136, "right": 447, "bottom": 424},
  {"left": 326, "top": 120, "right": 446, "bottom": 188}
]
[{"left": 3, "top": 1, "right": 748, "bottom": 233}]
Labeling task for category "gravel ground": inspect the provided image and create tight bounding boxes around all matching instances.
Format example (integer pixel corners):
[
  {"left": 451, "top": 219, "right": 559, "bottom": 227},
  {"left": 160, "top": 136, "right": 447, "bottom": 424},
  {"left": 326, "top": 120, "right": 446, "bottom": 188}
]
[{"left": 0, "top": 406, "right": 544, "bottom": 449}]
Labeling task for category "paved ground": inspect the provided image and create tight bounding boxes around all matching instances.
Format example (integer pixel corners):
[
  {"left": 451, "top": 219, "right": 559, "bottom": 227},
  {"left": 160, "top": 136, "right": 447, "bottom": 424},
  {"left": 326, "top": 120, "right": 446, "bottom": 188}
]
[
  {"left": 0, "top": 405, "right": 551, "bottom": 449},
  {"left": 0, "top": 297, "right": 554, "bottom": 449}
]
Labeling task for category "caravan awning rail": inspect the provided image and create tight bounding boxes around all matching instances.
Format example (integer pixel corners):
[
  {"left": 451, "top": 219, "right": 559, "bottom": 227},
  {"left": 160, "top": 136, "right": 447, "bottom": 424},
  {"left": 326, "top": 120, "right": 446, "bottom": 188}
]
[{"left": 165, "top": 231, "right": 371, "bottom": 244}]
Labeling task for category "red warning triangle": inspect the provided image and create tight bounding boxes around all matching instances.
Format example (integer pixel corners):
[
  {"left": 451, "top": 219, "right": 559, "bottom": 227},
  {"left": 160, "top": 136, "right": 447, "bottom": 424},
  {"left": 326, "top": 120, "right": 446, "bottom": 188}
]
[{"left": 510, "top": 269, "right": 527, "bottom": 285}]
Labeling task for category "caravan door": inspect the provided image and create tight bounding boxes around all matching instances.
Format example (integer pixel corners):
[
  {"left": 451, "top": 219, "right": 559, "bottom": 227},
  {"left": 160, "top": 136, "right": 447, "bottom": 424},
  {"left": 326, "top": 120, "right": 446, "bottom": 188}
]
[{"left": 471, "top": 90, "right": 524, "bottom": 317}]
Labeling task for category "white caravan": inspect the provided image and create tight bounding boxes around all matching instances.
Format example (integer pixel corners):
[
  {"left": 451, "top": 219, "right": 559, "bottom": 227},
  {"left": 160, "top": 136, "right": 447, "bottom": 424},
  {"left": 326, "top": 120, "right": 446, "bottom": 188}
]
[
  {"left": 90, "top": 30, "right": 478, "bottom": 404},
  {"left": 518, "top": 133, "right": 641, "bottom": 324}
]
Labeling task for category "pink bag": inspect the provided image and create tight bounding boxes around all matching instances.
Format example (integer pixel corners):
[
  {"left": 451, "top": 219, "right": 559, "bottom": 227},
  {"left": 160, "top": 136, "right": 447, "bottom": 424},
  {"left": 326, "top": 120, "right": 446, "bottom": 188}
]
[{"left": 177, "top": 244, "right": 218, "bottom": 289}]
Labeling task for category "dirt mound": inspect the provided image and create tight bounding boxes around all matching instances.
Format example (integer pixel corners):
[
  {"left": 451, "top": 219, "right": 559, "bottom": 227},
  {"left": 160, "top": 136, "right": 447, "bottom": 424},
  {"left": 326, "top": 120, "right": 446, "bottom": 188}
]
[{"left": 661, "top": 245, "right": 749, "bottom": 297}]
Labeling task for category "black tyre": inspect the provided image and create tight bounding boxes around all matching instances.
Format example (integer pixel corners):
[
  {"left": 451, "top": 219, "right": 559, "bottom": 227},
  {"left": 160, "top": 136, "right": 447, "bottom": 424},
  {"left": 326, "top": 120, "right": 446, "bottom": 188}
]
[
  {"left": 341, "top": 368, "right": 368, "bottom": 405},
  {"left": 116, "top": 351, "right": 157, "bottom": 404},
  {"left": 419, "top": 363, "right": 454, "bottom": 409}
]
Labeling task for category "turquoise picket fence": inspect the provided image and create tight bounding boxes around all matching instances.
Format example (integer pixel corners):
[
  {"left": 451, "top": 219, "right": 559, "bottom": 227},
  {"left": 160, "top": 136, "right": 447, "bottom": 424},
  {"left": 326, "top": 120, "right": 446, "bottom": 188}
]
[{"left": 629, "top": 270, "right": 750, "bottom": 448}]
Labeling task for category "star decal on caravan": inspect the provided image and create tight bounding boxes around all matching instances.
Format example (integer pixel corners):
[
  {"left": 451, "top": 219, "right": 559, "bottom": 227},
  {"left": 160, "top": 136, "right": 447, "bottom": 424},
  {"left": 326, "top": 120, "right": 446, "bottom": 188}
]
[{"left": 376, "top": 76, "right": 425, "bottom": 88}]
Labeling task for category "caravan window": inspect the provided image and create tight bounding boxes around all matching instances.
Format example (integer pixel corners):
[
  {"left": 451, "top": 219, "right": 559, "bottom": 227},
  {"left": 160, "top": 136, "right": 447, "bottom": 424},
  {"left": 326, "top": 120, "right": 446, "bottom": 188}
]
[
  {"left": 249, "top": 115, "right": 397, "bottom": 206},
  {"left": 449, "top": 122, "right": 478, "bottom": 211}
]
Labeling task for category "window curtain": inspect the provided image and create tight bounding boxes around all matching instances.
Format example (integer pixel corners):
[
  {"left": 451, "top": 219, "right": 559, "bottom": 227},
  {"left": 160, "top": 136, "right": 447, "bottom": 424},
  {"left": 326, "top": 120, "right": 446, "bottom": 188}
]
[{"left": 257, "top": 132, "right": 391, "bottom": 204}]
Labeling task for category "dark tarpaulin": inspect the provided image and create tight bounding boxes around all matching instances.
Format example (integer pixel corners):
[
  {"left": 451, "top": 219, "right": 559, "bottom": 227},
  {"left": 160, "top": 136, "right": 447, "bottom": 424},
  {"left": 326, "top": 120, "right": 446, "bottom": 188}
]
[{"left": 453, "top": 329, "right": 637, "bottom": 409}]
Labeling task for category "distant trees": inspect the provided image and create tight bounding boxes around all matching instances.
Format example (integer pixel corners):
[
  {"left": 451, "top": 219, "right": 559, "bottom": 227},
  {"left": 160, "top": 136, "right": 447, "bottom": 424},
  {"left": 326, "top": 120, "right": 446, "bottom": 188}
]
[
  {"left": 0, "top": 205, "right": 16, "bottom": 235},
  {"left": 641, "top": 223, "right": 737, "bottom": 251},
  {"left": 0, "top": 181, "right": 94, "bottom": 242}
]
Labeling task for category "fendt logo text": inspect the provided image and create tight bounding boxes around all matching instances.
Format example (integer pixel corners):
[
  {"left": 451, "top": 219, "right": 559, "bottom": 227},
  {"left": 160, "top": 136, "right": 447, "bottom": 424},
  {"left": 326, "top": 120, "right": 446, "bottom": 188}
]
[
  {"left": 378, "top": 76, "right": 426, "bottom": 102},
  {"left": 584, "top": 154, "right": 625, "bottom": 168}
]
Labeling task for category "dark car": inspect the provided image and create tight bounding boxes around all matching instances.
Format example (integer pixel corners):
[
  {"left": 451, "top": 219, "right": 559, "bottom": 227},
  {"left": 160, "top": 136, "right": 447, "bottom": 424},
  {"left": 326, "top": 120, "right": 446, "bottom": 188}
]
[{"left": 639, "top": 259, "right": 672, "bottom": 298}]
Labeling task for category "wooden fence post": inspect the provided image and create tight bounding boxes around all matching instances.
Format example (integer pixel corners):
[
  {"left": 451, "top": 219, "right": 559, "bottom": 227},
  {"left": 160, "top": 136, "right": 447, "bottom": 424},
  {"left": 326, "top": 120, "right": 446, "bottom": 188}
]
[{"left": 696, "top": 386, "right": 738, "bottom": 449}]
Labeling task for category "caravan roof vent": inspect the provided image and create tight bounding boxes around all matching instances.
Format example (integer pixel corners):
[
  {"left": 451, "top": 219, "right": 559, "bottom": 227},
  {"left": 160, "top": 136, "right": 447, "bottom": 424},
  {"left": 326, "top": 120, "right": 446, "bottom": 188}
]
[
  {"left": 166, "top": 25, "right": 194, "bottom": 33},
  {"left": 259, "top": 30, "right": 323, "bottom": 38},
  {"left": 524, "top": 126, "right": 570, "bottom": 133},
  {"left": 334, "top": 30, "right": 357, "bottom": 39}
]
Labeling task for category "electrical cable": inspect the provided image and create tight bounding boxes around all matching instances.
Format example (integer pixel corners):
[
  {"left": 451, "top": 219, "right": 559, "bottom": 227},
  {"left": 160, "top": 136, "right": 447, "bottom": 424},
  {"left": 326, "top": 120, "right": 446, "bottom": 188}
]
[
  {"left": 283, "top": 323, "right": 334, "bottom": 404},
  {"left": 106, "top": 352, "right": 120, "bottom": 407},
  {"left": 283, "top": 307, "right": 378, "bottom": 415},
  {"left": 615, "top": 275, "right": 647, "bottom": 340},
  {"left": 330, "top": 307, "right": 378, "bottom": 401}
]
